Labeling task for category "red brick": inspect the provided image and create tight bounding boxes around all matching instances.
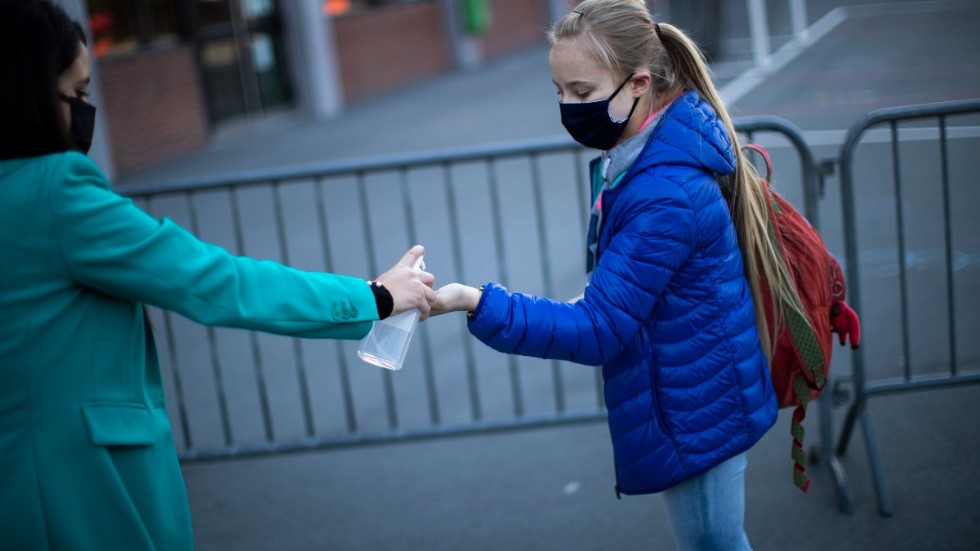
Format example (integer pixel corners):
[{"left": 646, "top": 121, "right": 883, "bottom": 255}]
[{"left": 99, "top": 45, "right": 209, "bottom": 175}]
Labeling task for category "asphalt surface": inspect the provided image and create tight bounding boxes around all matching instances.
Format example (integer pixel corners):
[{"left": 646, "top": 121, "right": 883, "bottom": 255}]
[{"left": 114, "top": 1, "right": 980, "bottom": 549}]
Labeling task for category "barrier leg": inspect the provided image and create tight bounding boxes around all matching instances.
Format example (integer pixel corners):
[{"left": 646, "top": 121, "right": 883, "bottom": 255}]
[
  {"left": 818, "top": 392, "right": 854, "bottom": 514},
  {"left": 859, "top": 408, "right": 894, "bottom": 517},
  {"left": 836, "top": 399, "right": 860, "bottom": 457}
]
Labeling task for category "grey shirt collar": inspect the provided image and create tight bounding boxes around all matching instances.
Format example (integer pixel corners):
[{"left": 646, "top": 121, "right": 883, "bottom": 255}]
[{"left": 601, "top": 107, "right": 669, "bottom": 186}]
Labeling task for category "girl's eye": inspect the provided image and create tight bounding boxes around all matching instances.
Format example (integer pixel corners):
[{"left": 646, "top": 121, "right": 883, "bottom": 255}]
[{"left": 575, "top": 91, "right": 590, "bottom": 100}]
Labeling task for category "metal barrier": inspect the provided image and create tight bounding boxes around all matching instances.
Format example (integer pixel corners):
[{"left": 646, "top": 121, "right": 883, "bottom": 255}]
[
  {"left": 834, "top": 98, "right": 980, "bottom": 516},
  {"left": 123, "top": 118, "right": 827, "bottom": 470},
  {"left": 126, "top": 137, "right": 603, "bottom": 461}
]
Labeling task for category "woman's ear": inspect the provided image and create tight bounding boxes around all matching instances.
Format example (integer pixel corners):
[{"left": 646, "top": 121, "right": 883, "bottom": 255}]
[{"left": 629, "top": 71, "right": 653, "bottom": 98}]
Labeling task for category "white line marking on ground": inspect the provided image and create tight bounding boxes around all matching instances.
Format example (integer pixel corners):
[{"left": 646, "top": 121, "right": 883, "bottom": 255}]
[{"left": 720, "top": 6, "right": 849, "bottom": 105}]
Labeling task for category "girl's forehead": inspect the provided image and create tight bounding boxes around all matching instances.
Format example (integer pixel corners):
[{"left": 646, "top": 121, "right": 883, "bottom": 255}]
[{"left": 549, "top": 38, "right": 608, "bottom": 82}]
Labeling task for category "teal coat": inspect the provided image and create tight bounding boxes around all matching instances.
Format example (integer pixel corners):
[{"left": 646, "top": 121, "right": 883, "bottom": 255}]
[{"left": 0, "top": 152, "right": 379, "bottom": 550}]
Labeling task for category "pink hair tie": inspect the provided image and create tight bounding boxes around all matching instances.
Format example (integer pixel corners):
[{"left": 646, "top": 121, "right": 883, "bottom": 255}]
[{"left": 655, "top": 22, "right": 662, "bottom": 39}]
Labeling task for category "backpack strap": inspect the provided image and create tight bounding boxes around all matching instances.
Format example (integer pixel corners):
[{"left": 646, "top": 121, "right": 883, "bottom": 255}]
[
  {"left": 776, "top": 231, "right": 825, "bottom": 492},
  {"left": 743, "top": 142, "right": 826, "bottom": 493},
  {"left": 747, "top": 144, "right": 829, "bottom": 391},
  {"left": 791, "top": 375, "right": 813, "bottom": 491},
  {"left": 742, "top": 142, "right": 774, "bottom": 183}
]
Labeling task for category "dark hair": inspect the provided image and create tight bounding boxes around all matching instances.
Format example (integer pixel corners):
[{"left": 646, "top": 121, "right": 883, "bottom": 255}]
[{"left": 0, "top": 0, "right": 87, "bottom": 160}]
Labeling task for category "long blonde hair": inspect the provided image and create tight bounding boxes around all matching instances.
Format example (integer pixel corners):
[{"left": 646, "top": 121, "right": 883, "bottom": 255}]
[{"left": 550, "top": 0, "right": 804, "bottom": 360}]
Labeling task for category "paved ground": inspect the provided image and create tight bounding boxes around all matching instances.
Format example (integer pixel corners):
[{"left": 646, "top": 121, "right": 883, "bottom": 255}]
[
  {"left": 112, "top": 0, "right": 980, "bottom": 549},
  {"left": 184, "top": 386, "right": 979, "bottom": 550}
]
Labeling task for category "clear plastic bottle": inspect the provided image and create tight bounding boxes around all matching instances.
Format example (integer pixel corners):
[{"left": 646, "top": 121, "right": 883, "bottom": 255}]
[{"left": 357, "top": 257, "right": 424, "bottom": 370}]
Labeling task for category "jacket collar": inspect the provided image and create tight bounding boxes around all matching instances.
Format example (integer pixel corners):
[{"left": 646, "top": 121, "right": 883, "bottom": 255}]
[{"left": 622, "top": 90, "right": 736, "bottom": 184}]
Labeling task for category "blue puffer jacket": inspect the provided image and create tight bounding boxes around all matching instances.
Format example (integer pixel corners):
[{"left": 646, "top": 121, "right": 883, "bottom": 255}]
[{"left": 468, "top": 91, "right": 778, "bottom": 495}]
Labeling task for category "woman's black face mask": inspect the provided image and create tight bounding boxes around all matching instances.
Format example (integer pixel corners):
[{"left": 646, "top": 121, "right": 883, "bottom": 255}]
[
  {"left": 559, "top": 74, "right": 639, "bottom": 150},
  {"left": 60, "top": 94, "right": 96, "bottom": 155}
]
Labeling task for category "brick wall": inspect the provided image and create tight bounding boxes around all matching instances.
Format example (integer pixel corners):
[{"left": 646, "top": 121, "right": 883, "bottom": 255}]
[
  {"left": 334, "top": 3, "right": 452, "bottom": 102},
  {"left": 478, "top": 0, "right": 549, "bottom": 60},
  {"left": 99, "top": 45, "right": 209, "bottom": 175}
]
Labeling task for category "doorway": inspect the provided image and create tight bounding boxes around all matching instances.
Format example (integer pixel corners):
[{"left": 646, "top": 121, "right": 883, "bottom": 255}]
[{"left": 195, "top": 0, "right": 292, "bottom": 124}]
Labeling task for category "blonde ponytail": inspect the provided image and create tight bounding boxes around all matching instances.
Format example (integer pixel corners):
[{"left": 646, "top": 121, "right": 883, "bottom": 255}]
[{"left": 656, "top": 22, "right": 805, "bottom": 360}]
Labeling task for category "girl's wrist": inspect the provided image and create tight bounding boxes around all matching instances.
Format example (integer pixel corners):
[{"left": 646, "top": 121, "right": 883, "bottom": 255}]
[{"left": 466, "top": 285, "right": 483, "bottom": 317}]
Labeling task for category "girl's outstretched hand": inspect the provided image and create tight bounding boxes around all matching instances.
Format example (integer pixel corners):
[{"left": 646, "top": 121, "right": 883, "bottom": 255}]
[{"left": 430, "top": 283, "right": 481, "bottom": 317}]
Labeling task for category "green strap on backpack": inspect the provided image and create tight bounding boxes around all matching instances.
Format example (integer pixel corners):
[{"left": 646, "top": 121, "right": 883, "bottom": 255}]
[{"left": 743, "top": 143, "right": 858, "bottom": 493}]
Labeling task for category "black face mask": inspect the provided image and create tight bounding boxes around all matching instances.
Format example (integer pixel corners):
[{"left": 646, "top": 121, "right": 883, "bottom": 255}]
[
  {"left": 60, "top": 94, "right": 96, "bottom": 155},
  {"left": 559, "top": 74, "right": 639, "bottom": 150}
]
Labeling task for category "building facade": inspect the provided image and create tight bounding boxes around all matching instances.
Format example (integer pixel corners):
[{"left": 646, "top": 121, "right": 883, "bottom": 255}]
[{"left": 58, "top": 0, "right": 557, "bottom": 178}]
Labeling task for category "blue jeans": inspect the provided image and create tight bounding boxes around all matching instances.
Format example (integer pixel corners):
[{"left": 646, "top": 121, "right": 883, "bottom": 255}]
[{"left": 661, "top": 452, "right": 753, "bottom": 551}]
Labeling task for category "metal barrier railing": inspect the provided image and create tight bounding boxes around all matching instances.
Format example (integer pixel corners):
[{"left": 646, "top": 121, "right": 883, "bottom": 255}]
[
  {"left": 834, "top": 98, "right": 980, "bottom": 516},
  {"left": 128, "top": 136, "right": 601, "bottom": 461},
  {"left": 124, "top": 118, "right": 828, "bottom": 470}
]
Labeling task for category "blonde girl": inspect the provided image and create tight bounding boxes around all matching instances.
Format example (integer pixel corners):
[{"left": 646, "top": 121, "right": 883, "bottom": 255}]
[{"left": 433, "top": 0, "right": 803, "bottom": 548}]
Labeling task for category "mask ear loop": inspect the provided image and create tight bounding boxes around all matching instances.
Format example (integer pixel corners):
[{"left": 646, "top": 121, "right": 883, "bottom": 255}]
[
  {"left": 610, "top": 73, "right": 636, "bottom": 98},
  {"left": 610, "top": 73, "right": 640, "bottom": 123}
]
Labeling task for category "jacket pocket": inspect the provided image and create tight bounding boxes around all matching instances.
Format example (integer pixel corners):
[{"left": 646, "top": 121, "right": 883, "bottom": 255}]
[{"left": 81, "top": 403, "right": 156, "bottom": 447}]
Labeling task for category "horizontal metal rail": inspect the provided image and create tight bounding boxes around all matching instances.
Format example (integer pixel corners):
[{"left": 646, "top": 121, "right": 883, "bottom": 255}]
[{"left": 122, "top": 136, "right": 583, "bottom": 196}]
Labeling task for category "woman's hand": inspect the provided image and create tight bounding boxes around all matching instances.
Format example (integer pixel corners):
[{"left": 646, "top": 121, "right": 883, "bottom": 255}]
[
  {"left": 430, "top": 283, "right": 481, "bottom": 317},
  {"left": 374, "top": 245, "right": 436, "bottom": 320}
]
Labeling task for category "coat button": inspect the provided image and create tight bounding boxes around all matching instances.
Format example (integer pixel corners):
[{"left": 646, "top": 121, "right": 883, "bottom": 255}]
[{"left": 332, "top": 302, "right": 359, "bottom": 321}]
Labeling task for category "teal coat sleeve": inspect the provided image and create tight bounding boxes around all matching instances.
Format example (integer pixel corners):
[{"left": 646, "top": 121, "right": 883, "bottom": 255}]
[{"left": 48, "top": 153, "right": 377, "bottom": 339}]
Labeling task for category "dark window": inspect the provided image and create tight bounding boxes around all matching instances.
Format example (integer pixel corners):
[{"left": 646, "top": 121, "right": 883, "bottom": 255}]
[
  {"left": 194, "top": 0, "right": 292, "bottom": 123},
  {"left": 88, "top": 0, "right": 293, "bottom": 124},
  {"left": 87, "top": 0, "right": 180, "bottom": 58}
]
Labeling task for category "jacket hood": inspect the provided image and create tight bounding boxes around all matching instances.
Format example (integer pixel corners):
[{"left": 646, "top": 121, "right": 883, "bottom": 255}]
[{"left": 627, "top": 91, "right": 736, "bottom": 179}]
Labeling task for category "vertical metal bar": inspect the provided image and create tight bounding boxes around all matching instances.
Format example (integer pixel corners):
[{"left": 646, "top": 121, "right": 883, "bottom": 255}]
[
  {"left": 938, "top": 116, "right": 958, "bottom": 376},
  {"left": 790, "top": 0, "right": 809, "bottom": 43},
  {"left": 186, "top": 190, "right": 234, "bottom": 447},
  {"left": 271, "top": 181, "right": 316, "bottom": 438},
  {"left": 313, "top": 177, "right": 358, "bottom": 434},
  {"left": 442, "top": 163, "right": 483, "bottom": 422},
  {"left": 356, "top": 172, "right": 399, "bottom": 430},
  {"left": 399, "top": 167, "right": 441, "bottom": 426},
  {"left": 828, "top": 452, "right": 854, "bottom": 516},
  {"left": 819, "top": 394, "right": 853, "bottom": 514},
  {"left": 890, "top": 122, "right": 913, "bottom": 382},
  {"left": 834, "top": 120, "right": 867, "bottom": 512},
  {"left": 529, "top": 153, "right": 566, "bottom": 413},
  {"left": 747, "top": 0, "right": 772, "bottom": 69},
  {"left": 486, "top": 158, "right": 525, "bottom": 417},
  {"left": 835, "top": 400, "right": 860, "bottom": 457},
  {"left": 802, "top": 153, "right": 821, "bottom": 231},
  {"left": 860, "top": 409, "right": 894, "bottom": 516},
  {"left": 230, "top": 186, "right": 275, "bottom": 442}
]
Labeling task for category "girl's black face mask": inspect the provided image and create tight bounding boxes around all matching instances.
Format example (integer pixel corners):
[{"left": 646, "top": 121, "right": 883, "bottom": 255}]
[
  {"left": 559, "top": 74, "right": 639, "bottom": 150},
  {"left": 60, "top": 94, "right": 96, "bottom": 155}
]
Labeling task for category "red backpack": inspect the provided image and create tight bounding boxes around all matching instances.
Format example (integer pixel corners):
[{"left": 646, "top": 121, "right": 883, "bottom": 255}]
[{"left": 743, "top": 144, "right": 862, "bottom": 492}]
